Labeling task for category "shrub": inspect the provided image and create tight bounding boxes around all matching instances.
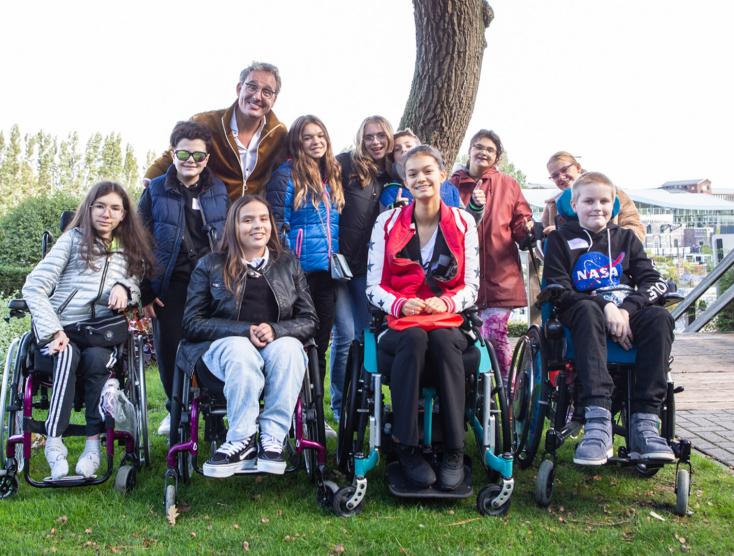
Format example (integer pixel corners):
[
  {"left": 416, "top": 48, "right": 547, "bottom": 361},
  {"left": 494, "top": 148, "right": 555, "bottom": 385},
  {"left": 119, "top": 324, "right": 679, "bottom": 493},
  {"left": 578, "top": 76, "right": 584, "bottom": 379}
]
[
  {"left": 0, "top": 191, "right": 79, "bottom": 268},
  {"left": 715, "top": 268, "right": 734, "bottom": 332},
  {"left": 508, "top": 321, "right": 527, "bottom": 337},
  {"left": 0, "top": 265, "right": 31, "bottom": 297},
  {"left": 0, "top": 295, "right": 30, "bottom": 356}
]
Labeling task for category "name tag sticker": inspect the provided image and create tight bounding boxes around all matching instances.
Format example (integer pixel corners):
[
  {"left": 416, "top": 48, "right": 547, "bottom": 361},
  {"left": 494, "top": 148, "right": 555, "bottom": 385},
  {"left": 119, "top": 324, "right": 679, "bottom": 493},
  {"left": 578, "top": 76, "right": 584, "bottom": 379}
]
[
  {"left": 567, "top": 238, "right": 589, "bottom": 250},
  {"left": 192, "top": 197, "right": 201, "bottom": 211}
]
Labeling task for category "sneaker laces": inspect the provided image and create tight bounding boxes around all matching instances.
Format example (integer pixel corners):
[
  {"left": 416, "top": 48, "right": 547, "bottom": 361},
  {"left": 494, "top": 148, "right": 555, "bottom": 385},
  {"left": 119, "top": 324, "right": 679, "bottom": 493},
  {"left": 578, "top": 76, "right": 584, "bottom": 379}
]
[
  {"left": 260, "top": 435, "right": 283, "bottom": 453},
  {"left": 217, "top": 440, "right": 247, "bottom": 456}
]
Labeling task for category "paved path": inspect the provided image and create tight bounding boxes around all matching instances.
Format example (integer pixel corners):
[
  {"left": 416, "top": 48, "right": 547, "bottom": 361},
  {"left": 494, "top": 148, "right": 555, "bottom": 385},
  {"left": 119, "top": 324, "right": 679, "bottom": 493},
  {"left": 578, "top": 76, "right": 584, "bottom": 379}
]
[{"left": 670, "top": 333, "right": 734, "bottom": 468}]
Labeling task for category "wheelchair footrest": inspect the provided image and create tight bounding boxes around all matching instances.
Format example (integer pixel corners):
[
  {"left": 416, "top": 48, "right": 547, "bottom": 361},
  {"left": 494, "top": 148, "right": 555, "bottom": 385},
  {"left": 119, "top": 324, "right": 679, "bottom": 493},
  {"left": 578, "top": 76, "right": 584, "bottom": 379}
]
[
  {"left": 41, "top": 474, "right": 98, "bottom": 485},
  {"left": 386, "top": 459, "right": 473, "bottom": 499}
]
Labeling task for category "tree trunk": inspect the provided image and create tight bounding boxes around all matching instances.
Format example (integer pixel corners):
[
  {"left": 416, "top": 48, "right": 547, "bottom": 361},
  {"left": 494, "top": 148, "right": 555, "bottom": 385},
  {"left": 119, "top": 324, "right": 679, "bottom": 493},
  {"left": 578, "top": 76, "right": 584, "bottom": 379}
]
[{"left": 400, "top": 0, "right": 494, "bottom": 167}]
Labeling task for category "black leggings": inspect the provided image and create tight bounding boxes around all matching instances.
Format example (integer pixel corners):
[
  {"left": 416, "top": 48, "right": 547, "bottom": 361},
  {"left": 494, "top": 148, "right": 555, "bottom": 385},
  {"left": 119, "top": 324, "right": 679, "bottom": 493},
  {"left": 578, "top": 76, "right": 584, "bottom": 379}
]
[
  {"left": 46, "top": 342, "right": 116, "bottom": 437},
  {"left": 378, "top": 327, "right": 468, "bottom": 450},
  {"left": 561, "top": 300, "right": 674, "bottom": 414},
  {"left": 306, "top": 271, "right": 337, "bottom": 386}
]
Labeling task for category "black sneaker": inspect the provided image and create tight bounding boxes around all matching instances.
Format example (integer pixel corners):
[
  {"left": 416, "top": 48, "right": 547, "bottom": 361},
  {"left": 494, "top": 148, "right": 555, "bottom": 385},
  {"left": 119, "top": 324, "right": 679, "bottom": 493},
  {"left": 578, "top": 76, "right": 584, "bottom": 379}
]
[
  {"left": 438, "top": 449, "right": 465, "bottom": 490},
  {"left": 257, "top": 435, "right": 286, "bottom": 475},
  {"left": 396, "top": 444, "right": 436, "bottom": 488},
  {"left": 203, "top": 435, "right": 257, "bottom": 478}
]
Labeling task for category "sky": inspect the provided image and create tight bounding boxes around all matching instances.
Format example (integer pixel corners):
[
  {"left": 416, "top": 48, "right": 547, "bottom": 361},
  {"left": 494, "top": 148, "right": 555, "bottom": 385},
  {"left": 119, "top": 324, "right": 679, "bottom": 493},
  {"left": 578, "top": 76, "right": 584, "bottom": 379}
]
[{"left": 1, "top": 0, "right": 732, "bottom": 189}]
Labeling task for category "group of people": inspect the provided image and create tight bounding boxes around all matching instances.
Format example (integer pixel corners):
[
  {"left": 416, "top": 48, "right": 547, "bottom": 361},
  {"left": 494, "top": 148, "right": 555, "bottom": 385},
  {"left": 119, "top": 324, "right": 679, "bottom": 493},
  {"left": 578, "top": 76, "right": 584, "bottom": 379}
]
[{"left": 22, "top": 60, "right": 675, "bottom": 488}]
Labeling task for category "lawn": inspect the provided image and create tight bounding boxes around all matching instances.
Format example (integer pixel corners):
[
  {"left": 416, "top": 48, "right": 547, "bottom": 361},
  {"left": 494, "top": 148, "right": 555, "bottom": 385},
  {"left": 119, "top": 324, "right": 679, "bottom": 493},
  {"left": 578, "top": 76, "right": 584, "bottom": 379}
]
[{"left": 1, "top": 359, "right": 733, "bottom": 555}]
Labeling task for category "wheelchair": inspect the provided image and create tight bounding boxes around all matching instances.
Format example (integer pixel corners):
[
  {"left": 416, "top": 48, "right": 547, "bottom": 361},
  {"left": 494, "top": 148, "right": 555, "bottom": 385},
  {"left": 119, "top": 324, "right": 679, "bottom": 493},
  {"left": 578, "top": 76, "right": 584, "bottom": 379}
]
[
  {"left": 163, "top": 340, "right": 335, "bottom": 516},
  {"left": 335, "top": 309, "right": 514, "bottom": 517},
  {"left": 508, "top": 190, "right": 692, "bottom": 515},
  {"left": 0, "top": 299, "right": 150, "bottom": 498}
]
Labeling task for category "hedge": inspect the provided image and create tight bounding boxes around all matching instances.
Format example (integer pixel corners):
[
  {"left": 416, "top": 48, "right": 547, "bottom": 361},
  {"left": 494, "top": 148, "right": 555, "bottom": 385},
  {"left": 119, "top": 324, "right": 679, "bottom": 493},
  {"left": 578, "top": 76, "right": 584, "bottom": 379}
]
[{"left": 0, "top": 264, "right": 31, "bottom": 297}]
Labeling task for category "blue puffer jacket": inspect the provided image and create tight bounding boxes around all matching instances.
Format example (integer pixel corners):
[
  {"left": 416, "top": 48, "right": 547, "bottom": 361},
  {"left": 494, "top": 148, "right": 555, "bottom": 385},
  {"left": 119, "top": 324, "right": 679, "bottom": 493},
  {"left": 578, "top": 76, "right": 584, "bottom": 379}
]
[
  {"left": 138, "top": 165, "right": 229, "bottom": 303},
  {"left": 266, "top": 160, "right": 339, "bottom": 274}
]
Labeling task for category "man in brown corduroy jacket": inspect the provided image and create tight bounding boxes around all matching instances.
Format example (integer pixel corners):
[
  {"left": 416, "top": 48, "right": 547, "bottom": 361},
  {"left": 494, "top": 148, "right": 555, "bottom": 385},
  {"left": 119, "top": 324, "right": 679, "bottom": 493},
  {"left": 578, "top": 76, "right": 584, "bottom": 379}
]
[{"left": 144, "top": 62, "right": 287, "bottom": 200}]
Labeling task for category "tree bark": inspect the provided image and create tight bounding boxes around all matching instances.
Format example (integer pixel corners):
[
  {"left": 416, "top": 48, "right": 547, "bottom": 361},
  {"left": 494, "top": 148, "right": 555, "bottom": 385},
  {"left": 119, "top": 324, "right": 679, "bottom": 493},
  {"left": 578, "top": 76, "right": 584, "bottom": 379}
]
[{"left": 400, "top": 0, "right": 494, "bottom": 166}]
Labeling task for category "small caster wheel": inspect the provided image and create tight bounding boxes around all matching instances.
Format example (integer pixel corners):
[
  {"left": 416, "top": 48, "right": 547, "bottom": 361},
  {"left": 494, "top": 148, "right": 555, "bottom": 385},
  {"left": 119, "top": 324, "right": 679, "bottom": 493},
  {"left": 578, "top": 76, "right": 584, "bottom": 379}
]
[
  {"left": 332, "top": 486, "right": 362, "bottom": 517},
  {"left": 164, "top": 484, "right": 177, "bottom": 516},
  {"left": 634, "top": 463, "right": 661, "bottom": 478},
  {"left": 477, "top": 484, "right": 511, "bottom": 516},
  {"left": 115, "top": 465, "right": 137, "bottom": 494},
  {"left": 317, "top": 480, "right": 339, "bottom": 509},
  {"left": 535, "top": 459, "right": 555, "bottom": 507},
  {"left": 0, "top": 474, "right": 19, "bottom": 499},
  {"left": 675, "top": 468, "right": 690, "bottom": 516}
]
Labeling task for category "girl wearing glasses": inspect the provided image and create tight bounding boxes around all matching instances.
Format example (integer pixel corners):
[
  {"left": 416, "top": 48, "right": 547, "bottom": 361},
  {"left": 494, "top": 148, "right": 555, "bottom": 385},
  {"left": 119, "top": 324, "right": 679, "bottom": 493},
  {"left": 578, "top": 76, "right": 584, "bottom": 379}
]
[
  {"left": 329, "top": 115, "right": 395, "bottom": 430},
  {"left": 138, "top": 120, "right": 230, "bottom": 437},
  {"left": 266, "top": 115, "right": 344, "bottom": 412},
  {"left": 544, "top": 151, "right": 644, "bottom": 241},
  {"left": 450, "top": 129, "right": 534, "bottom": 383},
  {"left": 22, "top": 181, "right": 153, "bottom": 480}
]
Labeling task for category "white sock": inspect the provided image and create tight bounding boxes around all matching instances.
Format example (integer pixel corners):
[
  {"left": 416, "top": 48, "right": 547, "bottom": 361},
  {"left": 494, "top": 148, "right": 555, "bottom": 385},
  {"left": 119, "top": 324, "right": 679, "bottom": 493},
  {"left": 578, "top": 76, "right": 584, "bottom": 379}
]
[{"left": 82, "top": 438, "right": 100, "bottom": 455}]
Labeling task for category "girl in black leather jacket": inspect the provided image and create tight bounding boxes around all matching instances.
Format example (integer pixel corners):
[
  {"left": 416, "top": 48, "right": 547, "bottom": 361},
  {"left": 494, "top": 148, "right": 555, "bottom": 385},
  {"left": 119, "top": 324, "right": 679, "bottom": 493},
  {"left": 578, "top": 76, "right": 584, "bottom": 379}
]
[{"left": 177, "top": 195, "right": 318, "bottom": 477}]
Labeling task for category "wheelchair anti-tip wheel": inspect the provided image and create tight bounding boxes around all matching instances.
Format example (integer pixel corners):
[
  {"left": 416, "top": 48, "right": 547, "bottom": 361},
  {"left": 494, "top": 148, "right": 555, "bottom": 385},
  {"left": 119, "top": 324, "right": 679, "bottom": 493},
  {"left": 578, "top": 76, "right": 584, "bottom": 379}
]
[
  {"left": 675, "top": 468, "right": 690, "bottom": 516},
  {"left": 535, "top": 459, "right": 555, "bottom": 507},
  {"left": 164, "top": 483, "right": 177, "bottom": 516},
  {"left": 0, "top": 469, "right": 19, "bottom": 499},
  {"left": 477, "top": 484, "right": 511, "bottom": 516}
]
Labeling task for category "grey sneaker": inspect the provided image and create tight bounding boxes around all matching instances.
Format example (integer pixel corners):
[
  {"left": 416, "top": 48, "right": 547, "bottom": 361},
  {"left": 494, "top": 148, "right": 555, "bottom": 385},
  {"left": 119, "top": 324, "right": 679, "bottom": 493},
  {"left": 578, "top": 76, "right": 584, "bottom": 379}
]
[
  {"left": 629, "top": 413, "right": 675, "bottom": 462},
  {"left": 573, "top": 406, "right": 613, "bottom": 466}
]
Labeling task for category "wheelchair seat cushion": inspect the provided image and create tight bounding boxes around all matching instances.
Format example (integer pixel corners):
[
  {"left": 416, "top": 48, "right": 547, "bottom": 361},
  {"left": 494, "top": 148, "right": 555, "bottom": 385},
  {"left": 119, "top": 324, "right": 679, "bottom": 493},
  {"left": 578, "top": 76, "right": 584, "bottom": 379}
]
[
  {"left": 193, "top": 358, "right": 226, "bottom": 399},
  {"left": 563, "top": 327, "right": 638, "bottom": 365}
]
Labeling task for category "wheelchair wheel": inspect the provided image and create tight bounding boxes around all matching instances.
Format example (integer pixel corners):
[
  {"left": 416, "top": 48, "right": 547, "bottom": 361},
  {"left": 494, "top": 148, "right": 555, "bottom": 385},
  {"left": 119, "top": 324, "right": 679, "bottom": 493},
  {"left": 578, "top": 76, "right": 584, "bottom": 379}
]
[
  {"left": 126, "top": 334, "right": 150, "bottom": 467},
  {"left": 300, "top": 357, "right": 322, "bottom": 482},
  {"left": 508, "top": 327, "right": 546, "bottom": 469},
  {"left": 332, "top": 485, "right": 363, "bottom": 518},
  {"left": 337, "top": 341, "right": 368, "bottom": 478},
  {"left": 169, "top": 371, "right": 192, "bottom": 484},
  {"left": 0, "top": 472, "right": 19, "bottom": 499},
  {"left": 477, "top": 484, "right": 511, "bottom": 517},
  {"left": 535, "top": 459, "right": 555, "bottom": 507},
  {"left": 114, "top": 464, "right": 137, "bottom": 494},
  {"left": 0, "top": 337, "right": 25, "bottom": 471},
  {"left": 675, "top": 468, "right": 690, "bottom": 516},
  {"left": 164, "top": 483, "right": 177, "bottom": 517}
]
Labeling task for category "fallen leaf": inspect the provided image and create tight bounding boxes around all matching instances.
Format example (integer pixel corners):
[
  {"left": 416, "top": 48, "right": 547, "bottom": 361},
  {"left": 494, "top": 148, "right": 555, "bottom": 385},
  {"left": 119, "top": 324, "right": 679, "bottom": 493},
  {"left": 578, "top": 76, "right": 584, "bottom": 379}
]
[
  {"left": 242, "top": 541, "right": 250, "bottom": 552},
  {"left": 676, "top": 536, "right": 686, "bottom": 545},
  {"left": 190, "top": 531, "right": 197, "bottom": 538},
  {"left": 56, "top": 516, "right": 68, "bottom": 525},
  {"left": 650, "top": 511, "right": 666, "bottom": 522},
  {"left": 332, "top": 544, "right": 346, "bottom": 554},
  {"left": 261, "top": 517, "right": 270, "bottom": 524},
  {"left": 110, "top": 547, "right": 122, "bottom": 554},
  {"left": 166, "top": 505, "right": 179, "bottom": 526},
  {"left": 84, "top": 528, "right": 92, "bottom": 534},
  {"left": 233, "top": 523, "right": 240, "bottom": 530}
]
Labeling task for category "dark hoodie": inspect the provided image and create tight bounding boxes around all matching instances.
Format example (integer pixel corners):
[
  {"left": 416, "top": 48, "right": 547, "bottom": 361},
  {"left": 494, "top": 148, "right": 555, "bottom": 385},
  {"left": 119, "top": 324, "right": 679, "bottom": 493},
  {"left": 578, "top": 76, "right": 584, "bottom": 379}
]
[{"left": 542, "top": 221, "right": 668, "bottom": 316}]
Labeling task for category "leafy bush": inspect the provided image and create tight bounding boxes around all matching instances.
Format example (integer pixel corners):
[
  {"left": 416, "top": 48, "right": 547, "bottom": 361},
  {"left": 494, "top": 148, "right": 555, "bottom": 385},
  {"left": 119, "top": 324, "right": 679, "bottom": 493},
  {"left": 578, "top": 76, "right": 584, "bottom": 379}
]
[
  {"left": 0, "top": 265, "right": 31, "bottom": 297},
  {"left": 0, "top": 295, "right": 30, "bottom": 356},
  {"left": 715, "top": 268, "right": 734, "bottom": 331},
  {"left": 508, "top": 321, "right": 527, "bottom": 337},
  {"left": 0, "top": 191, "right": 79, "bottom": 267}
]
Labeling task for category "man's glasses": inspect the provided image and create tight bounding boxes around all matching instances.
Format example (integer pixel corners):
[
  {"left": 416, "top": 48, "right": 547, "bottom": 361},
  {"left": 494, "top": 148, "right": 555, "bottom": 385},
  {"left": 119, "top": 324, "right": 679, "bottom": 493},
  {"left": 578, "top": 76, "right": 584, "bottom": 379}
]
[
  {"left": 243, "top": 82, "right": 277, "bottom": 100},
  {"left": 174, "top": 150, "right": 208, "bottom": 163},
  {"left": 549, "top": 163, "right": 576, "bottom": 181}
]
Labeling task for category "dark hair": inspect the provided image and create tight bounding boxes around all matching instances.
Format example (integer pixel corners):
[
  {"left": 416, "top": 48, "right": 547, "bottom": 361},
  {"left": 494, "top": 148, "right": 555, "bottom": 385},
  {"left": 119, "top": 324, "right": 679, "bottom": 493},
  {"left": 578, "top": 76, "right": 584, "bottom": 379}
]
[
  {"left": 287, "top": 115, "right": 344, "bottom": 211},
  {"left": 169, "top": 120, "right": 213, "bottom": 152},
  {"left": 467, "top": 129, "right": 504, "bottom": 163},
  {"left": 239, "top": 61, "right": 281, "bottom": 94},
  {"left": 219, "top": 195, "right": 282, "bottom": 297},
  {"left": 398, "top": 144, "right": 447, "bottom": 179},
  {"left": 66, "top": 181, "right": 154, "bottom": 278}
]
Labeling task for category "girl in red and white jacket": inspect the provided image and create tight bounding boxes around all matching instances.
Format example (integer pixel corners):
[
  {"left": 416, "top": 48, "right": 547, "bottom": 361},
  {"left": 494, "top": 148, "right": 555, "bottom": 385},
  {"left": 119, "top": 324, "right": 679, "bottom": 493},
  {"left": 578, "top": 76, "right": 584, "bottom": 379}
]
[{"left": 366, "top": 145, "right": 479, "bottom": 491}]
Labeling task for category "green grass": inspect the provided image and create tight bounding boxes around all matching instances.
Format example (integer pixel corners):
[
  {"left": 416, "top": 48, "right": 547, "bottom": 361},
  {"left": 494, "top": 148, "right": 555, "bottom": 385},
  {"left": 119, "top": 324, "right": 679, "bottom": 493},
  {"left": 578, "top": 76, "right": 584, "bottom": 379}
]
[{"left": 1, "top": 364, "right": 733, "bottom": 556}]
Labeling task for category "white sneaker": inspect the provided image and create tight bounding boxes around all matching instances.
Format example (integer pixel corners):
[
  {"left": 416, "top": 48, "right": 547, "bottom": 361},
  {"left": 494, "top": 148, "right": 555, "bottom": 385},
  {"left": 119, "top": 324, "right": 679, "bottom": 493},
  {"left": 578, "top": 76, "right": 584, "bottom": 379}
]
[
  {"left": 157, "top": 413, "right": 171, "bottom": 436},
  {"left": 75, "top": 448, "right": 101, "bottom": 478},
  {"left": 44, "top": 437, "right": 69, "bottom": 480},
  {"left": 324, "top": 422, "right": 337, "bottom": 440}
]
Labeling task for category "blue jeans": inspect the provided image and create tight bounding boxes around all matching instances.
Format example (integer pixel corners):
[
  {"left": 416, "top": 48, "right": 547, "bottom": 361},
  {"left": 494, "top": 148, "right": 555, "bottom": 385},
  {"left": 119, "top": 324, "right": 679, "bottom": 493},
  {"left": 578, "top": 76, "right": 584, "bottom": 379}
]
[
  {"left": 202, "top": 336, "right": 307, "bottom": 443},
  {"left": 329, "top": 273, "right": 371, "bottom": 420}
]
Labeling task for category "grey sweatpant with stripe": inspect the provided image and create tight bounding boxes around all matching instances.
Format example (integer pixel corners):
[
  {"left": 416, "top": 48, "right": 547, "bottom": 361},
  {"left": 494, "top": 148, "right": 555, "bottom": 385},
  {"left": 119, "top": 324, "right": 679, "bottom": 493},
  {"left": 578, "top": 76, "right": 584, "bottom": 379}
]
[{"left": 46, "top": 342, "right": 116, "bottom": 437}]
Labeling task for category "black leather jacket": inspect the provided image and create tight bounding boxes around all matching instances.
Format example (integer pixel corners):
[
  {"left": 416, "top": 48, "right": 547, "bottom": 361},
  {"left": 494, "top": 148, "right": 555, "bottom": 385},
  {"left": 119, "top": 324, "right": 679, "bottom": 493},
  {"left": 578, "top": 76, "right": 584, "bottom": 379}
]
[{"left": 175, "top": 249, "right": 318, "bottom": 376}]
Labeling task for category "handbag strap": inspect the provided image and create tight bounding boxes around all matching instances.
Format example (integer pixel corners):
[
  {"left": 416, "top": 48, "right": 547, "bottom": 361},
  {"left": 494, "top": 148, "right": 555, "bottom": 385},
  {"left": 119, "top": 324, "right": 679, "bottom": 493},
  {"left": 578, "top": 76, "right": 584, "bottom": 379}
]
[{"left": 315, "top": 188, "right": 333, "bottom": 259}]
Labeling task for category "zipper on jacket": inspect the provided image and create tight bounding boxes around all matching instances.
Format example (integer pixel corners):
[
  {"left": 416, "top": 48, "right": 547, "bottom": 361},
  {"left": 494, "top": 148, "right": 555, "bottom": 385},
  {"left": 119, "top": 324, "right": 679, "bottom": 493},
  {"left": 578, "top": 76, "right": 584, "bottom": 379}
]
[
  {"left": 56, "top": 289, "right": 79, "bottom": 316},
  {"left": 91, "top": 254, "right": 111, "bottom": 319},
  {"left": 261, "top": 270, "right": 282, "bottom": 322}
]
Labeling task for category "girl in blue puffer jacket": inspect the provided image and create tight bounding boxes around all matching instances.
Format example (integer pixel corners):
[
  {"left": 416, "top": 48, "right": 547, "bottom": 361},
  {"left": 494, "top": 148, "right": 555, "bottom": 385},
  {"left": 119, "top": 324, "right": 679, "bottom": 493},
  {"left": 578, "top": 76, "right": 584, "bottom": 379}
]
[{"left": 266, "top": 115, "right": 344, "bottom": 410}]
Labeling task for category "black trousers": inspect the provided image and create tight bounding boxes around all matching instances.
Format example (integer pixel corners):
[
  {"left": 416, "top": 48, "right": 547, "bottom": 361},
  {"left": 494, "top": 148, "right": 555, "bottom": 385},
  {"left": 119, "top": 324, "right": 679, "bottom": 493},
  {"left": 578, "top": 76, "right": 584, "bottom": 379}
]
[
  {"left": 306, "top": 271, "right": 337, "bottom": 386},
  {"left": 378, "top": 327, "right": 468, "bottom": 450},
  {"left": 152, "top": 279, "right": 189, "bottom": 406},
  {"left": 46, "top": 342, "right": 116, "bottom": 437},
  {"left": 561, "top": 300, "right": 674, "bottom": 414}
]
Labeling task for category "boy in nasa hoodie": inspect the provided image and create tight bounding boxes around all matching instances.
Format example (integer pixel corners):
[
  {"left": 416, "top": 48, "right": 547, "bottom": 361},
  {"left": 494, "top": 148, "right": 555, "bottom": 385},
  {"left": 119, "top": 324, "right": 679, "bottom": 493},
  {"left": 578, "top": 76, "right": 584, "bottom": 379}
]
[{"left": 542, "top": 171, "right": 675, "bottom": 466}]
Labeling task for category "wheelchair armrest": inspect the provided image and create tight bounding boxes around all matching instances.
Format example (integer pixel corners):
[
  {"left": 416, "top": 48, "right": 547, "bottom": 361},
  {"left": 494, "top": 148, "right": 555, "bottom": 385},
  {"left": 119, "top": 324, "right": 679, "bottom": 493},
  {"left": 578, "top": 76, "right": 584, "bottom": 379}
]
[
  {"left": 535, "top": 284, "right": 565, "bottom": 309},
  {"left": 8, "top": 299, "right": 28, "bottom": 312},
  {"left": 662, "top": 292, "right": 684, "bottom": 307},
  {"left": 461, "top": 306, "right": 483, "bottom": 331},
  {"left": 369, "top": 307, "right": 386, "bottom": 331}
]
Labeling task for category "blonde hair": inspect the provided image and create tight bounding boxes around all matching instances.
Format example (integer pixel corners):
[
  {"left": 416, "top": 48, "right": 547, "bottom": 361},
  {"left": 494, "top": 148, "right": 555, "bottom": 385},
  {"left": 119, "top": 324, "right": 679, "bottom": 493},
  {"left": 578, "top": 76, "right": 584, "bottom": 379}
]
[
  {"left": 547, "top": 151, "right": 582, "bottom": 170},
  {"left": 572, "top": 171, "right": 617, "bottom": 201},
  {"left": 352, "top": 115, "right": 394, "bottom": 188},
  {"left": 286, "top": 115, "right": 344, "bottom": 211}
]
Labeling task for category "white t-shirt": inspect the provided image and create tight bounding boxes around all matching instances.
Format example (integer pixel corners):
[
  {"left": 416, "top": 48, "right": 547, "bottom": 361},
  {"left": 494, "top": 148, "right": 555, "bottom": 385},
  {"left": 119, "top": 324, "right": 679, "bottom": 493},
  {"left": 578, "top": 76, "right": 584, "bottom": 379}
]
[
  {"left": 230, "top": 112, "right": 265, "bottom": 180},
  {"left": 420, "top": 227, "right": 439, "bottom": 271}
]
